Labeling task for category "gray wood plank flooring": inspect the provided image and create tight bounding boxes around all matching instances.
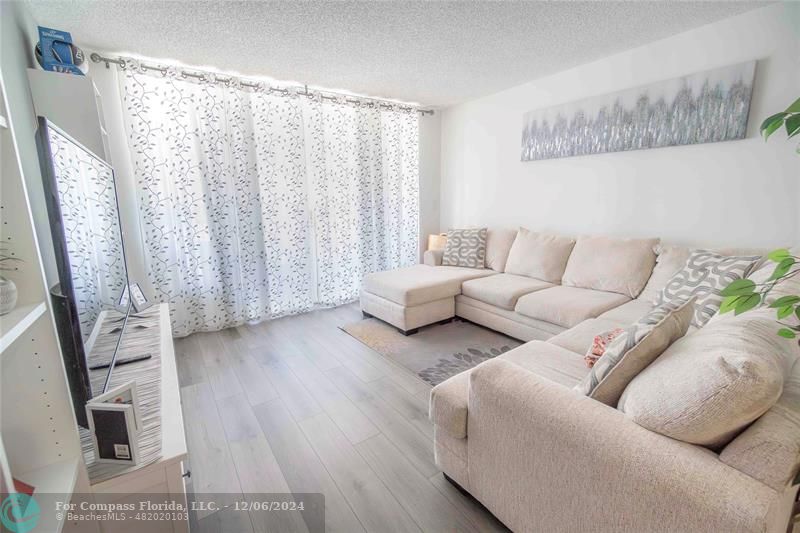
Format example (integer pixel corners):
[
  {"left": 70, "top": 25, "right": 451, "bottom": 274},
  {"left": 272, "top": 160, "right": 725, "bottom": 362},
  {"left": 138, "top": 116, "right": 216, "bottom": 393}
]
[{"left": 176, "top": 303, "right": 508, "bottom": 533}]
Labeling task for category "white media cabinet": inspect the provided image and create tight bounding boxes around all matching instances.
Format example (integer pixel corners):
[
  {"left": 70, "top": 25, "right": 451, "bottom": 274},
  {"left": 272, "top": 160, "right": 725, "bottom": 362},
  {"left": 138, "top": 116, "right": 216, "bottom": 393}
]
[{"left": 80, "top": 304, "right": 189, "bottom": 533}]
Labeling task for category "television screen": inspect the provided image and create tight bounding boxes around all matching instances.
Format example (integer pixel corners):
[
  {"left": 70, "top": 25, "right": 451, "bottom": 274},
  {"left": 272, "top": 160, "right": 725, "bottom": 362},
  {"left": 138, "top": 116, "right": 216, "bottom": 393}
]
[{"left": 36, "top": 117, "right": 130, "bottom": 427}]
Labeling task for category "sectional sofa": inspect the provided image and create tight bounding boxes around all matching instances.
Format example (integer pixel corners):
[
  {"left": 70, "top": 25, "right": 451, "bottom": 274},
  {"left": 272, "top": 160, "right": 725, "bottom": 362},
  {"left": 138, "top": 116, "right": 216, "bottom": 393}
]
[{"left": 359, "top": 228, "right": 800, "bottom": 533}]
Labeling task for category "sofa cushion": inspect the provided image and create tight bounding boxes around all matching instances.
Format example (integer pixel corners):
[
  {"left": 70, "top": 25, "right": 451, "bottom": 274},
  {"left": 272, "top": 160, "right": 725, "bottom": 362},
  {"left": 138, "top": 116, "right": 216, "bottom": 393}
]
[
  {"left": 515, "top": 286, "right": 631, "bottom": 329},
  {"left": 362, "top": 264, "right": 495, "bottom": 306},
  {"left": 598, "top": 298, "right": 654, "bottom": 324},
  {"left": 547, "top": 318, "right": 626, "bottom": 356},
  {"left": 576, "top": 298, "right": 695, "bottom": 406},
  {"left": 485, "top": 228, "right": 518, "bottom": 272},
  {"left": 656, "top": 249, "right": 761, "bottom": 328},
  {"left": 455, "top": 295, "right": 567, "bottom": 340},
  {"left": 619, "top": 311, "right": 797, "bottom": 448},
  {"left": 442, "top": 228, "right": 488, "bottom": 268},
  {"left": 504, "top": 228, "right": 576, "bottom": 283},
  {"left": 429, "top": 340, "right": 590, "bottom": 440},
  {"left": 462, "top": 273, "right": 553, "bottom": 311},
  {"left": 498, "top": 341, "right": 589, "bottom": 387},
  {"left": 562, "top": 236, "right": 659, "bottom": 298},
  {"left": 429, "top": 370, "right": 470, "bottom": 439},
  {"left": 638, "top": 244, "right": 692, "bottom": 303}
]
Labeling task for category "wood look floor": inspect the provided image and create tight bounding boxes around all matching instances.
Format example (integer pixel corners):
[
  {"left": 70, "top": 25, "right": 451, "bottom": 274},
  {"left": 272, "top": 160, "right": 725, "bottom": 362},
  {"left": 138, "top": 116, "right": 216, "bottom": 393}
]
[{"left": 175, "top": 303, "right": 509, "bottom": 533}]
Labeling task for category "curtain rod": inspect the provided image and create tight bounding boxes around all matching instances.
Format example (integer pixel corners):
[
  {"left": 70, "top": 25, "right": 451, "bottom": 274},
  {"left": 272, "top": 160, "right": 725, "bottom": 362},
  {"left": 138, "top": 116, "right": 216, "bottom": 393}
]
[{"left": 89, "top": 53, "right": 434, "bottom": 116}]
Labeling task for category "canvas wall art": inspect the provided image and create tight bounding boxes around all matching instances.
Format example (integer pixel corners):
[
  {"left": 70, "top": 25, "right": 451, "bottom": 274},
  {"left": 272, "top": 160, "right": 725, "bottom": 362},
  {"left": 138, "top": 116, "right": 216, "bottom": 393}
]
[{"left": 520, "top": 61, "right": 756, "bottom": 161}]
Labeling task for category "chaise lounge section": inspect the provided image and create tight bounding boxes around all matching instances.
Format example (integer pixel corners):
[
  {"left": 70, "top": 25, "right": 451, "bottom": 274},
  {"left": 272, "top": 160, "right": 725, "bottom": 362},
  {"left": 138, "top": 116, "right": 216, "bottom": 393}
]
[{"left": 359, "top": 264, "right": 495, "bottom": 334}]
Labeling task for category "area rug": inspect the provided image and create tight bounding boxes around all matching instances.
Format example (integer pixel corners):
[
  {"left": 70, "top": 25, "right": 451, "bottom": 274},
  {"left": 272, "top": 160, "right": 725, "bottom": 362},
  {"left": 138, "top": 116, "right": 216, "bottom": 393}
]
[{"left": 341, "top": 318, "right": 522, "bottom": 386}]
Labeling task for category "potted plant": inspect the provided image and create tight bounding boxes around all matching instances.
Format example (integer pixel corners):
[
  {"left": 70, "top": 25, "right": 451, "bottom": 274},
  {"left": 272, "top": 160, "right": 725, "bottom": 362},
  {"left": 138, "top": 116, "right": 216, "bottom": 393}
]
[
  {"left": 719, "top": 96, "right": 800, "bottom": 339},
  {"left": 720, "top": 248, "right": 798, "bottom": 339},
  {"left": 759, "top": 96, "right": 800, "bottom": 152},
  {"left": 0, "top": 246, "right": 23, "bottom": 315}
]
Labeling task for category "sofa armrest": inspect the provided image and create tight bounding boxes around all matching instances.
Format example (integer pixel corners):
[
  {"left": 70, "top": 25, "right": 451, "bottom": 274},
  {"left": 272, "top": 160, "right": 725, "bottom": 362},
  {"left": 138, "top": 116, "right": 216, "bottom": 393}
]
[
  {"left": 429, "top": 371, "right": 470, "bottom": 439},
  {"left": 466, "top": 358, "right": 781, "bottom": 533},
  {"left": 721, "top": 358, "right": 800, "bottom": 491},
  {"left": 423, "top": 249, "right": 444, "bottom": 266}
]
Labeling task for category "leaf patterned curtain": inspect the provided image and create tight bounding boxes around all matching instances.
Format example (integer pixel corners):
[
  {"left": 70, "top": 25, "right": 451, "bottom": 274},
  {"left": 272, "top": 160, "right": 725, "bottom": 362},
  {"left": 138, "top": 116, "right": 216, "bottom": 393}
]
[{"left": 119, "top": 65, "right": 419, "bottom": 336}]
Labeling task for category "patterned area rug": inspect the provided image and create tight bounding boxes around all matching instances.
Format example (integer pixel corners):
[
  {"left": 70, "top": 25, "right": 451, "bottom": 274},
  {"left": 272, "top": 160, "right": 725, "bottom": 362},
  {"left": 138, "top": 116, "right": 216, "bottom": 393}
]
[{"left": 341, "top": 318, "right": 522, "bottom": 386}]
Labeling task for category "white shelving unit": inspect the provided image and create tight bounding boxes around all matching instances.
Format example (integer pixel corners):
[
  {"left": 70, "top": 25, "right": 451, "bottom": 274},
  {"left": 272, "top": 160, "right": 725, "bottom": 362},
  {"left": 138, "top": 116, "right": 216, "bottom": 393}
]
[
  {"left": 0, "top": 302, "right": 46, "bottom": 353},
  {"left": 14, "top": 457, "right": 81, "bottom": 533},
  {"left": 0, "top": 71, "right": 86, "bottom": 532}
]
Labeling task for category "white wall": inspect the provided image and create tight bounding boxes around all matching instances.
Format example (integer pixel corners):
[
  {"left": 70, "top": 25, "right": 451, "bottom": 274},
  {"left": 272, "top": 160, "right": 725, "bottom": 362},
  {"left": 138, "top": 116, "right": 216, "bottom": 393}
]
[
  {"left": 440, "top": 3, "right": 799, "bottom": 249},
  {"left": 418, "top": 112, "right": 441, "bottom": 257}
]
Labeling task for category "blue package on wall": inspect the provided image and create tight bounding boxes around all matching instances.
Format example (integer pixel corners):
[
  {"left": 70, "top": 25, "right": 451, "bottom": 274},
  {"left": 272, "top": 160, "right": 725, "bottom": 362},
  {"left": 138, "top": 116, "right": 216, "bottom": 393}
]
[{"left": 38, "top": 26, "right": 84, "bottom": 75}]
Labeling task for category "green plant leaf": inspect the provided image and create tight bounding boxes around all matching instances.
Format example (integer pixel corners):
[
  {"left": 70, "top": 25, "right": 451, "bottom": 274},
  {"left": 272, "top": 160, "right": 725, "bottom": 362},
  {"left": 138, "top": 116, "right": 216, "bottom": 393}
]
[
  {"left": 720, "top": 278, "right": 756, "bottom": 297},
  {"left": 769, "top": 257, "right": 795, "bottom": 281},
  {"left": 785, "top": 97, "right": 800, "bottom": 113},
  {"left": 734, "top": 293, "right": 761, "bottom": 315},
  {"left": 796, "top": 307, "right": 800, "bottom": 320},
  {"left": 768, "top": 248, "right": 792, "bottom": 262},
  {"left": 786, "top": 114, "right": 800, "bottom": 139},
  {"left": 769, "top": 295, "right": 800, "bottom": 308},
  {"left": 778, "top": 328, "right": 797, "bottom": 339},
  {"left": 719, "top": 295, "right": 741, "bottom": 314},
  {"left": 777, "top": 305, "right": 795, "bottom": 319},
  {"left": 761, "top": 112, "right": 788, "bottom": 139}
]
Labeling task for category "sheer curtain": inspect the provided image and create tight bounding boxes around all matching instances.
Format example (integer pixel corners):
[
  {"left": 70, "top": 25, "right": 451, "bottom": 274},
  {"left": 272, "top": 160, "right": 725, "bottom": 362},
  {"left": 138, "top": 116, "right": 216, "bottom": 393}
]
[{"left": 119, "top": 63, "right": 419, "bottom": 336}]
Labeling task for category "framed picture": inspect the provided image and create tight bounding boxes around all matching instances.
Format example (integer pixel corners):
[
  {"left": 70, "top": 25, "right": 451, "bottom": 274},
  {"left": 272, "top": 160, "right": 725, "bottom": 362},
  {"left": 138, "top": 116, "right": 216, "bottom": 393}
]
[
  {"left": 86, "top": 402, "right": 140, "bottom": 464},
  {"left": 91, "top": 381, "right": 142, "bottom": 433},
  {"left": 86, "top": 381, "right": 142, "bottom": 464},
  {"left": 520, "top": 61, "right": 756, "bottom": 161},
  {"left": 129, "top": 282, "right": 152, "bottom": 312}
]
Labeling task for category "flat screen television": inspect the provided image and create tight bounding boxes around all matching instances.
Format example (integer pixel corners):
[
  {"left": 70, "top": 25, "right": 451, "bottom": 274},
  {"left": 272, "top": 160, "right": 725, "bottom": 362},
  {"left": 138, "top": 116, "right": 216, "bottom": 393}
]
[{"left": 36, "top": 117, "right": 131, "bottom": 428}]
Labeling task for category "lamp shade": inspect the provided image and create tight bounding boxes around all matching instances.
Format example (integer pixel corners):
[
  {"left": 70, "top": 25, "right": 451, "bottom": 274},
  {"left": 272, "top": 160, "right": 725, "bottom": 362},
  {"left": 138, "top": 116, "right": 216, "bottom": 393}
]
[{"left": 427, "top": 233, "right": 447, "bottom": 251}]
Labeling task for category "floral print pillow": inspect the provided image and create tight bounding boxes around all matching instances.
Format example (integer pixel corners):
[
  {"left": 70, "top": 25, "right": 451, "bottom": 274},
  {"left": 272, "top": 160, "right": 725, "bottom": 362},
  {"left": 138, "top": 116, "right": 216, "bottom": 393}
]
[{"left": 585, "top": 328, "right": 624, "bottom": 368}]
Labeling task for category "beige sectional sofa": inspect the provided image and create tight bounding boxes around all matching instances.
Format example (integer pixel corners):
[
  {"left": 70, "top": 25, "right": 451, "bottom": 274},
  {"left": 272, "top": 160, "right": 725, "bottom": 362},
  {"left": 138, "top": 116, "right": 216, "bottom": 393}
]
[
  {"left": 362, "top": 229, "right": 666, "bottom": 338},
  {"left": 359, "top": 229, "right": 800, "bottom": 532}
]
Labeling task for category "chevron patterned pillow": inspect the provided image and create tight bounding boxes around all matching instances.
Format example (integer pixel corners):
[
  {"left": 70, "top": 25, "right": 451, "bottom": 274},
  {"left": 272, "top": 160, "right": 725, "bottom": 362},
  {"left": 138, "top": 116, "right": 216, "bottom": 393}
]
[
  {"left": 656, "top": 250, "right": 761, "bottom": 328},
  {"left": 441, "top": 228, "right": 488, "bottom": 268}
]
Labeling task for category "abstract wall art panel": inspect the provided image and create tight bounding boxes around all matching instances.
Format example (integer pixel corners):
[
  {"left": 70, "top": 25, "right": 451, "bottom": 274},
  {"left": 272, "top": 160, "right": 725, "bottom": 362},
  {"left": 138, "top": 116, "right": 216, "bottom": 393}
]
[{"left": 521, "top": 61, "right": 756, "bottom": 161}]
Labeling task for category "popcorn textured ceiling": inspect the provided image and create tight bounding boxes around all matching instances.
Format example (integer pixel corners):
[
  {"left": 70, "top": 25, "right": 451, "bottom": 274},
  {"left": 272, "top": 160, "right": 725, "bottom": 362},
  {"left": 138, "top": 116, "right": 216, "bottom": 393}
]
[{"left": 24, "top": 0, "right": 768, "bottom": 107}]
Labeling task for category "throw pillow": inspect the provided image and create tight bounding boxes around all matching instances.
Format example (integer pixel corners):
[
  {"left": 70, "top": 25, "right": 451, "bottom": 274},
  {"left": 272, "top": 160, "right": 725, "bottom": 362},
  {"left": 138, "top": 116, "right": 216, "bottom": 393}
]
[
  {"left": 656, "top": 249, "right": 761, "bottom": 328},
  {"left": 441, "top": 228, "right": 488, "bottom": 268},
  {"left": 585, "top": 328, "right": 625, "bottom": 368},
  {"left": 618, "top": 311, "right": 797, "bottom": 448},
  {"left": 575, "top": 297, "right": 695, "bottom": 406},
  {"left": 503, "top": 228, "right": 575, "bottom": 282}
]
